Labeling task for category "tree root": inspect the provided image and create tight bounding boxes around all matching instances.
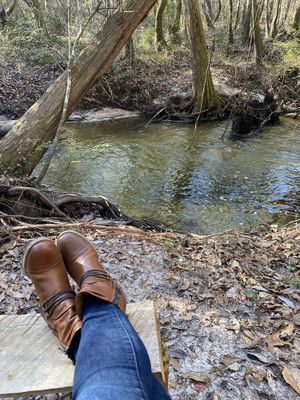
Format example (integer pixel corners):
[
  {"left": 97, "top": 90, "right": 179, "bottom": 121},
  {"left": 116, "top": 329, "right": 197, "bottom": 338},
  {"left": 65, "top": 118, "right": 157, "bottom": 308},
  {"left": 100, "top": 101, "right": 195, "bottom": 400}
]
[{"left": 0, "top": 176, "right": 166, "bottom": 243}]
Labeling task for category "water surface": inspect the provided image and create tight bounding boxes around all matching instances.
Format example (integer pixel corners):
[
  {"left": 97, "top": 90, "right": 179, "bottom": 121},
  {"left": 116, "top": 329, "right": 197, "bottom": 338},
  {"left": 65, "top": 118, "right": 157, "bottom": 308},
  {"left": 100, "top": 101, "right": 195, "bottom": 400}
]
[{"left": 40, "top": 118, "right": 300, "bottom": 234}]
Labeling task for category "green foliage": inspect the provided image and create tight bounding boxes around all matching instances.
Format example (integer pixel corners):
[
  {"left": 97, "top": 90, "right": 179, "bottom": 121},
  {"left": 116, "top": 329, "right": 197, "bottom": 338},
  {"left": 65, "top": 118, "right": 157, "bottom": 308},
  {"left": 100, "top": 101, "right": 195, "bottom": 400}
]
[
  {"left": 286, "top": 263, "right": 297, "bottom": 272},
  {"left": 136, "top": 26, "right": 156, "bottom": 49},
  {"left": 0, "top": 17, "right": 67, "bottom": 65},
  {"left": 162, "top": 241, "right": 173, "bottom": 252},
  {"left": 244, "top": 288, "right": 258, "bottom": 300},
  {"left": 273, "top": 38, "right": 300, "bottom": 67}
]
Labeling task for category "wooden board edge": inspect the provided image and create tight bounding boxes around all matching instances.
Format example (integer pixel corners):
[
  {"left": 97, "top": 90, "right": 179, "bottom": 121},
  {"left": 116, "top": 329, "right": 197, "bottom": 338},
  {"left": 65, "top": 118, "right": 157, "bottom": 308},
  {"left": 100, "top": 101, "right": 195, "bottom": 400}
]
[{"left": 153, "top": 303, "right": 169, "bottom": 392}]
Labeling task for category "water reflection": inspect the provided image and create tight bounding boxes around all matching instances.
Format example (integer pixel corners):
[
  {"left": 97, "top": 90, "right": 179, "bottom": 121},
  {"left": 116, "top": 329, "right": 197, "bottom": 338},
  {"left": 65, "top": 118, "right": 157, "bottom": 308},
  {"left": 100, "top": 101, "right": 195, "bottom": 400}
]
[{"left": 38, "top": 118, "right": 300, "bottom": 234}]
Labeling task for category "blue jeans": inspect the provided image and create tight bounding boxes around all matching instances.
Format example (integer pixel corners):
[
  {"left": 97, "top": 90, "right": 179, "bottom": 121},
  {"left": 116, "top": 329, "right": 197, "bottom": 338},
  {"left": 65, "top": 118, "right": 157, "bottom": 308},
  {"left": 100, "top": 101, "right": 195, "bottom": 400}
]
[{"left": 72, "top": 297, "right": 171, "bottom": 400}]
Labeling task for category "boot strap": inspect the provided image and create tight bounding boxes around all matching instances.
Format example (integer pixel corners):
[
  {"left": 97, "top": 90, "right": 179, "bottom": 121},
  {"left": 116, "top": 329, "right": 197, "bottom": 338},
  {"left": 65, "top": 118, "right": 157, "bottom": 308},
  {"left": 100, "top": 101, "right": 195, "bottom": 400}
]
[
  {"left": 42, "top": 290, "right": 76, "bottom": 318},
  {"left": 79, "top": 269, "right": 112, "bottom": 288}
]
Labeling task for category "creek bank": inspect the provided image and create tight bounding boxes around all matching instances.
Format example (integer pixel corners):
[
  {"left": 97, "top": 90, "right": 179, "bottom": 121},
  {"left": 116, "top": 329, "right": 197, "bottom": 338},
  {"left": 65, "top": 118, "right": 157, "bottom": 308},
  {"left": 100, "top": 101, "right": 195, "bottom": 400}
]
[
  {"left": 0, "top": 223, "right": 299, "bottom": 400},
  {"left": 0, "top": 51, "right": 298, "bottom": 135}
]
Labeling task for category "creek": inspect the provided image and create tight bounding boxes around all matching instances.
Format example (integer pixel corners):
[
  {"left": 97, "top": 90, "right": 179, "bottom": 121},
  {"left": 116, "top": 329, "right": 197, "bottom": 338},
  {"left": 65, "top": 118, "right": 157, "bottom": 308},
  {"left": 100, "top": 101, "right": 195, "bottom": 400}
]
[{"left": 40, "top": 118, "right": 300, "bottom": 234}]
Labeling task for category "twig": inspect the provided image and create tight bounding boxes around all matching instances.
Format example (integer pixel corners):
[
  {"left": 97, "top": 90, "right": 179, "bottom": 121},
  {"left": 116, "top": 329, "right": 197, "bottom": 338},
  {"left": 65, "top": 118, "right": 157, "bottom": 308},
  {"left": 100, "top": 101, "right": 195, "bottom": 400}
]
[{"left": 145, "top": 107, "right": 167, "bottom": 126}]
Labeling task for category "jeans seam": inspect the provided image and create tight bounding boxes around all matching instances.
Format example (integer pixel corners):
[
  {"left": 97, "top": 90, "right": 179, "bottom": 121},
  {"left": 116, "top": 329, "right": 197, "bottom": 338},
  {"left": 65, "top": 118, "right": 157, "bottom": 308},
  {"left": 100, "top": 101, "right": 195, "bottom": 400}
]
[{"left": 113, "top": 307, "right": 149, "bottom": 400}]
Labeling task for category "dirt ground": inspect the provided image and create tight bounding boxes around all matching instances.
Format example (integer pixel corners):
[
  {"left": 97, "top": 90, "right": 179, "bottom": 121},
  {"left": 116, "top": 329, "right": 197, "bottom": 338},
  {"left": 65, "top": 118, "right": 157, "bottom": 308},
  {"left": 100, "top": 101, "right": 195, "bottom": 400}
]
[{"left": 1, "top": 224, "right": 299, "bottom": 400}]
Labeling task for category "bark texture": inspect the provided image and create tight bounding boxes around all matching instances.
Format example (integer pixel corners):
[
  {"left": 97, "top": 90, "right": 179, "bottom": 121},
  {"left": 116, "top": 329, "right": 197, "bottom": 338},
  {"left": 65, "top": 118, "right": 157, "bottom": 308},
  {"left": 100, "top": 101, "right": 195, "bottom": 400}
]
[
  {"left": 241, "top": 0, "right": 252, "bottom": 45},
  {"left": 292, "top": 4, "right": 300, "bottom": 31},
  {"left": 155, "top": 0, "right": 168, "bottom": 51},
  {"left": 185, "top": 0, "right": 219, "bottom": 113},
  {"left": 0, "top": 0, "right": 157, "bottom": 175},
  {"left": 228, "top": 0, "right": 234, "bottom": 45},
  {"left": 252, "top": 0, "right": 264, "bottom": 66},
  {"left": 270, "top": 0, "right": 282, "bottom": 37},
  {"left": 170, "top": 0, "right": 182, "bottom": 42}
]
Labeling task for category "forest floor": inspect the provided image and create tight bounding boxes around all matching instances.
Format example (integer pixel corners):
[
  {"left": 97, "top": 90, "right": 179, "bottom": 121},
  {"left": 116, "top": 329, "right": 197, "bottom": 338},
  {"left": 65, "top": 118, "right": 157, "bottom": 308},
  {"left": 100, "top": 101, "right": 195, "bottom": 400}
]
[
  {"left": 0, "top": 44, "right": 299, "bottom": 119},
  {"left": 1, "top": 223, "right": 300, "bottom": 400}
]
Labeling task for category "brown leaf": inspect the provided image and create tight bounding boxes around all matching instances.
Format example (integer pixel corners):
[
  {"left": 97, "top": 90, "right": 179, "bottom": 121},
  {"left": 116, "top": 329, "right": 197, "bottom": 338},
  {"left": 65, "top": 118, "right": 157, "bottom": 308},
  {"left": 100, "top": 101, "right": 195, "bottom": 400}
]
[
  {"left": 282, "top": 367, "right": 300, "bottom": 394},
  {"left": 170, "top": 358, "right": 180, "bottom": 371},
  {"left": 294, "top": 313, "right": 300, "bottom": 326},
  {"left": 252, "top": 367, "right": 266, "bottom": 383},
  {"left": 220, "top": 354, "right": 244, "bottom": 366},
  {"left": 246, "top": 351, "right": 274, "bottom": 365},
  {"left": 184, "top": 372, "right": 209, "bottom": 383}
]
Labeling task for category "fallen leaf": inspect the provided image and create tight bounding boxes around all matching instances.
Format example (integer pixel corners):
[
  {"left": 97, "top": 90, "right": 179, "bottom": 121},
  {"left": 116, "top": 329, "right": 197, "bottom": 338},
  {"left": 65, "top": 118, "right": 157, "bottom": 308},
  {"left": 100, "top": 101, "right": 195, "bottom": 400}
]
[
  {"left": 266, "top": 370, "right": 277, "bottom": 395},
  {"left": 170, "top": 358, "right": 180, "bottom": 371},
  {"left": 280, "top": 322, "right": 294, "bottom": 338},
  {"left": 282, "top": 367, "right": 300, "bottom": 394},
  {"left": 220, "top": 354, "right": 244, "bottom": 366},
  {"left": 169, "top": 348, "right": 187, "bottom": 359},
  {"left": 277, "top": 295, "right": 295, "bottom": 309},
  {"left": 252, "top": 367, "right": 266, "bottom": 383},
  {"left": 294, "top": 313, "right": 300, "bottom": 326},
  {"left": 246, "top": 351, "right": 274, "bottom": 365},
  {"left": 184, "top": 372, "right": 209, "bottom": 383},
  {"left": 187, "top": 348, "right": 197, "bottom": 360},
  {"left": 227, "top": 362, "right": 242, "bottom": 372}
]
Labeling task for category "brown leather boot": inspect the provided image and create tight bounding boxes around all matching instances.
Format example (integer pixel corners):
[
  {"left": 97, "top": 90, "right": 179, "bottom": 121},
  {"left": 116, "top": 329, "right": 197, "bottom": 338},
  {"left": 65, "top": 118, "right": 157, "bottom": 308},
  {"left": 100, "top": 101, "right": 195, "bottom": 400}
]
[
  {"left": 23, "top": 238, "right": 82, "bottom": 356},
  {"left": 57, "top": 231, "right": 126, "bottom": 318}
]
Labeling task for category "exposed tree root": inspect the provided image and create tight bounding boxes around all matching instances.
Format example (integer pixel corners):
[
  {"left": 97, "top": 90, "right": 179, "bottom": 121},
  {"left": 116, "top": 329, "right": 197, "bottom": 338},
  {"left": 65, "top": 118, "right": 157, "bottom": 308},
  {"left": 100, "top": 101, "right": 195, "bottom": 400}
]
[
  {"left": 0, "top": 176, "right": 166, "bottom": 243},
  {"left": 147, "top": 91, "right": 280, "bottom": 136}
]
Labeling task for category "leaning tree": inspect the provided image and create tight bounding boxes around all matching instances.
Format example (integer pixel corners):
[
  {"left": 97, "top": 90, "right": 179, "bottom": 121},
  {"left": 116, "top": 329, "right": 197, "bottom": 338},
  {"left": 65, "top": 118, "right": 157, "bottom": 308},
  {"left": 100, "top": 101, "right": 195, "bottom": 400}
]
[{"left": 0, "top": 0, "right": 157, "bottom": 176}]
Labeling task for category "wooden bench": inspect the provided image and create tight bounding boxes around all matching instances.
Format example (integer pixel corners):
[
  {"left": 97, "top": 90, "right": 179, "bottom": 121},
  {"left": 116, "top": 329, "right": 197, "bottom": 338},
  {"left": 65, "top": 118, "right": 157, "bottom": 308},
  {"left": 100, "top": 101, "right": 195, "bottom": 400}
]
[{"left": 0, "top": 301, "right": 168, "bottom": 398}]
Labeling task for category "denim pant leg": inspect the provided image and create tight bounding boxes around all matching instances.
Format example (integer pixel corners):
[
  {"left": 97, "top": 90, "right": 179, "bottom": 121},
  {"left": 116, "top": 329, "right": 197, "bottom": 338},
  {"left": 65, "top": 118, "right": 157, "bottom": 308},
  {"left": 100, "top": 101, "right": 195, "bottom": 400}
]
[{"left": 72, "top": 297, "right": 171, "bottom": 400}]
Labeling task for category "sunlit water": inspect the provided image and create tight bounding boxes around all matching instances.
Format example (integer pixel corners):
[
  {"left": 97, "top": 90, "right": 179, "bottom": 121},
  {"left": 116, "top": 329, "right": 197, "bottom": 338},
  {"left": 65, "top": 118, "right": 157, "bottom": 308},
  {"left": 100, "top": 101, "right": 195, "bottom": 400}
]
[{"left": 38, "top": 118, "right": 300, "bottom": 234}]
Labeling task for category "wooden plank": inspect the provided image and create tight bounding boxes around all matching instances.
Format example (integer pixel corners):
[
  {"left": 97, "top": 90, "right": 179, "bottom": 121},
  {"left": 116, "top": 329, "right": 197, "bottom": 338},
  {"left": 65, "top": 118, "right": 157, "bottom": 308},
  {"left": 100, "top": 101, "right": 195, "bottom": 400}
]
[{"left": 0, "top": 301, "right": 167, "bottom": 398}]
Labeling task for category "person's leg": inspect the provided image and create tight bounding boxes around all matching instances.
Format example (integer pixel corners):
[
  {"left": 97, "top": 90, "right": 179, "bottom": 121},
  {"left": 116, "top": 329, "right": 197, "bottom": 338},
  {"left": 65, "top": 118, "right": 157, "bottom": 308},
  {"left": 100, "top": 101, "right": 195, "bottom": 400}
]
[{"left": 72, "top": 296, "right": 171, "bottom": 400}]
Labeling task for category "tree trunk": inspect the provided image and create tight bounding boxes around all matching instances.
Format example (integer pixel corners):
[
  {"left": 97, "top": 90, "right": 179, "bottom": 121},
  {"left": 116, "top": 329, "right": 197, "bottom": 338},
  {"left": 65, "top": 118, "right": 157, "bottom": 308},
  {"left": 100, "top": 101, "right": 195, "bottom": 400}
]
[
  {"left": 6, "top": 0, "right": 18, "bottom": 16},
  {"left": 170, "top": 0, "right": 182, "bottom": 42},
  {"left": 228, "top": 0, "right": 234, "bottom": 45},
  {"left": 205, "top": 0, "right": 213, "bottom": 22},
  {"left": 241, "top": 0, "right": 252, "bottom": 45},
  {"left": 125, "top": 36, "right": 135, "bottom": 65},
  {"left": 270, "top": 0, "right": 282, "bottom": 37},
  {"left": 22, "top": 0, "right": 48, "bottom": 33},
  {"left": 292, "top": 3, "right": 300, "bottom": 31},
  {"left": 201, "top": 0, "right": 213, "bottom": 28},
  {"left": 234, "top": 0, "right": 242, "bottom": 31},
  {"left": 252, "top": 0, "right": 264, "bottom": 66},
  {"left": 265, "top": 0, "right": 273, "bottom": 37},
  {"left": 184, "top": 0, "right": 219, "bottom": 113},
  {"left": 0, "top": 0, "right": 157, "bottom": 176},
  {"left": 155, "top": 0, "right": 168, "bottom": 51},
  {"left": 0, "top": 1, "right": 6, "bottom": 27}
]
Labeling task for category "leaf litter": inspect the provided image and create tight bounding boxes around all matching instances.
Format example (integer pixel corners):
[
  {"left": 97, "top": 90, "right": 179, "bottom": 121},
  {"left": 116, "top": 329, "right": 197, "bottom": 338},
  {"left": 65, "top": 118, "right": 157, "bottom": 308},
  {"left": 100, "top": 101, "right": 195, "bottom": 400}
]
[{"left": 0, "top": 224, "right": 300, "bottom": 399}]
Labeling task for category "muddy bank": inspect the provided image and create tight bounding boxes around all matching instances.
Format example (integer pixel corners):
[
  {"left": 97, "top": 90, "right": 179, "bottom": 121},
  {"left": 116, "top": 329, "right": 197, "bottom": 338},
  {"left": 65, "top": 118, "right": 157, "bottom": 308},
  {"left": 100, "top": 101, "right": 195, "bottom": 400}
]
[{"left": 0, "top": 223, "right": 299, "bottom": 399}]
